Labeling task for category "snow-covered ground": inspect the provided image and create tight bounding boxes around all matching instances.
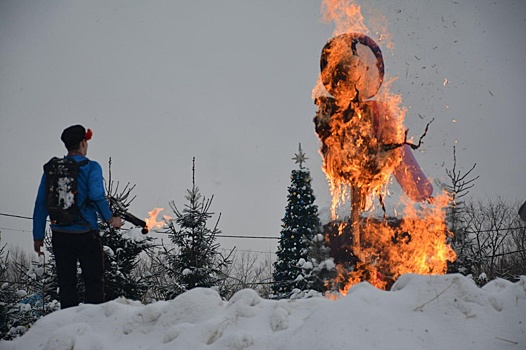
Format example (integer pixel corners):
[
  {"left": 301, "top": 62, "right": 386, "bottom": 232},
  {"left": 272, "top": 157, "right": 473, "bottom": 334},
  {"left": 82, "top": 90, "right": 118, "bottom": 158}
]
[{"left": 2, "top": 274, "right": 525, "bottom": 350}]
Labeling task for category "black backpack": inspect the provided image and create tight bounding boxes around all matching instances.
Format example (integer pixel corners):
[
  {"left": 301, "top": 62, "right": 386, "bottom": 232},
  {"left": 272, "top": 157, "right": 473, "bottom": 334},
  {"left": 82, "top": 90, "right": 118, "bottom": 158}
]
[{"left": 44, "top": 157, "right": 89, "bottom": 225}]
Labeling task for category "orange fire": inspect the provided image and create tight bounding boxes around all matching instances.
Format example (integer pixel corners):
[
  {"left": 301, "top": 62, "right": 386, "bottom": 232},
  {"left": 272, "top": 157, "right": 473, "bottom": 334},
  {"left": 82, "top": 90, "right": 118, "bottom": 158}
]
[
  {"left": 314, "top": 0, "right": 456, "bottom": 294},
  {"left": 318, "top": 99, "right": 405, "bottom": 215},
  {"left": 144, "top": 208, "right": 172, "bottom": 230},
  {"left": 337, "top": 194, "right": 456, "bottom": 294}
]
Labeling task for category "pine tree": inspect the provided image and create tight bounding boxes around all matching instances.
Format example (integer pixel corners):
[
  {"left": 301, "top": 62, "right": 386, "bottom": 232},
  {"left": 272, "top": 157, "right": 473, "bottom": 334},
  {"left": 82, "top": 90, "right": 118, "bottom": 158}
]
[
  {"left": 101, "top": 160, "right": 154, "bottom": 302},
  {"left": 0, "top": 237, "right": 59, "bottom": 340},
  {"left": 99, "top": 228, "right": 152, "bottom": 302},
  {"left": 157, "top": 158, "right": 231, "bottom": 299},
  {"left": 292, "top": 230, "right": 336, "bottom": 299},
  {"left": 0, "top": 241, "right": 25, "bottom": 340},
  {"left": 441, "top": 146, "right": 479, "bottom": 276},
  {"left": 273, "top": 144, "right": 327, "bottom": 298}
]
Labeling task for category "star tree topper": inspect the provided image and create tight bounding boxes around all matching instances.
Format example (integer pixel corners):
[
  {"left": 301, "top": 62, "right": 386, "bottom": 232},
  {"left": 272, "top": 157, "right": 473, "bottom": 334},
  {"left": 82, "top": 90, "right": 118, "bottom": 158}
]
[{"left": 292, "top": 143, "right": 308, "bottom": 169}]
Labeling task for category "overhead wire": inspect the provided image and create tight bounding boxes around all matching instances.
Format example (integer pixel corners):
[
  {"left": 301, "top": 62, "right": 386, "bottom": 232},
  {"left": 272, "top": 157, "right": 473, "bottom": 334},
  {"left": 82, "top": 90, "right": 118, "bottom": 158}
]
[
  {"left": 0, "top": 211, "right": 280, "bottom": 240},
  {"left": 2, "top": 211, "right": 525, "bottom": 237},
  {"left": 0, "top": 227, "right": 32, "bottom": 233},
  {"left": 0, "top": 212, "right": 32, "bottom": 220}
]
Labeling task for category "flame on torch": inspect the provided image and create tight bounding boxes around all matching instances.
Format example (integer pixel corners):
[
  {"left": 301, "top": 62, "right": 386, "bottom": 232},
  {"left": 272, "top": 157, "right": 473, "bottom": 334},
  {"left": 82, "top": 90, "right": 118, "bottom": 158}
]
[{"left": 145, "top": 208, "right": 172, "bottom": 230}]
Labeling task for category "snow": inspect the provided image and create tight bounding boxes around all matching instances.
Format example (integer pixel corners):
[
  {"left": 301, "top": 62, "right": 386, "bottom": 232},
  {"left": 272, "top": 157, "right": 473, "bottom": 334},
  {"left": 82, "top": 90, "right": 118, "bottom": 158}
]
[
  {"left": 102, "top": 246, "right": 114, "bottom": 258},
  {"left": 320, "top": 258, "right": 335, "bottom": 270},
  {"left": 15, "top": 290, "right": 27, "bottom": 298},
  {"left": 3, "top": 274, "right": 525, "bottom": 350}
]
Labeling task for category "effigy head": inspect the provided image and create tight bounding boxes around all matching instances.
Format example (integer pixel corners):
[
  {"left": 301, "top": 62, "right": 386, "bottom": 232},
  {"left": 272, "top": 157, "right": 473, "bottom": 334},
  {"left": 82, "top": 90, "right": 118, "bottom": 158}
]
[{"left": 320, "top": 33, "right": 384, "bottom": 102}]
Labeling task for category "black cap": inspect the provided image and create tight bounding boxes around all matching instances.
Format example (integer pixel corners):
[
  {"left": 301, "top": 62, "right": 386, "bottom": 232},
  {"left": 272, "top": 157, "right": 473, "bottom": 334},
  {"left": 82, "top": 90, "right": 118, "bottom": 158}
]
[{"left": 61, "top": 125, "right": 86, "bottom": 149}]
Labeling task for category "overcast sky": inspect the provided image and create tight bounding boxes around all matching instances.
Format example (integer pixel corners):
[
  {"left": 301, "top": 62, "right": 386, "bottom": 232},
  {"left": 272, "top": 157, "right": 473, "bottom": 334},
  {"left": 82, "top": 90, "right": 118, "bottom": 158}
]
[{"left": 1, "top": 0, "right": 525, "bottom": 254}]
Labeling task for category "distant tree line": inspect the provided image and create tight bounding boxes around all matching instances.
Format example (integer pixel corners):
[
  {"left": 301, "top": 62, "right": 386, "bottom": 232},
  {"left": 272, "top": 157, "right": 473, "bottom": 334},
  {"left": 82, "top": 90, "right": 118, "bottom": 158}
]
[{"left": 442, "top": 146, "right": 525, "bottom": 285}]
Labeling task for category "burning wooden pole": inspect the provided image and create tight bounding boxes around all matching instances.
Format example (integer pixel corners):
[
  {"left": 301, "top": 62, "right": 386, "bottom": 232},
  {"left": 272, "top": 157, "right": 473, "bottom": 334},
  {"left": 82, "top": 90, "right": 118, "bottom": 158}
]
[{"left": 350, "top": 184, "right": 362, "bottom": 261}]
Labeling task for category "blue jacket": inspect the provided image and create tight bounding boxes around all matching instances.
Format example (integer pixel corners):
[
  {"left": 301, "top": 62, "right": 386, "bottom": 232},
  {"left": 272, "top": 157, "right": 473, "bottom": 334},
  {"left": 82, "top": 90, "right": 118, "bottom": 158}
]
[{"left": 32, "top": 155, "right": 113, "bottom": 240}]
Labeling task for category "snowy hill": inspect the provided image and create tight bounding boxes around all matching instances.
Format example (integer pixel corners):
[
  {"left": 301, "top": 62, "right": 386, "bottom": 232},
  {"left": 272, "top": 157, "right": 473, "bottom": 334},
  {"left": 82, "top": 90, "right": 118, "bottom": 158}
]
[{"left": 3, "top": 274, "right": 525, "bottom": 350}]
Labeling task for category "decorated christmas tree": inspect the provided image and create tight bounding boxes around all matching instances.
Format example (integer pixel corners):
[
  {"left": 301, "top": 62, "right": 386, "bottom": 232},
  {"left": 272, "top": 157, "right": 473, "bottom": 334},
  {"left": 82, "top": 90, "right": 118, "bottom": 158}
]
[{"left": 272, "top": 144, "right": 329, "bottom": 298}]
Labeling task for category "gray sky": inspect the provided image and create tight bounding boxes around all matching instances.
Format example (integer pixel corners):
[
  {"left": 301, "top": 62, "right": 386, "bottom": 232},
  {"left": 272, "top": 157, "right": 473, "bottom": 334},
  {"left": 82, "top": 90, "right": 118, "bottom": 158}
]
[{"left": 1, "top": 0, "right": 525, "bottom": 255}]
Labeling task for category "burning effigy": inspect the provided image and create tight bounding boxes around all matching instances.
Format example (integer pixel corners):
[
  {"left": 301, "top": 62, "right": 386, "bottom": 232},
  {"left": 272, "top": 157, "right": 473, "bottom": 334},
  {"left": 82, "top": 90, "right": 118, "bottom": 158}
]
[{"left": 313, "top": 1, "right": 455, "bottom": 293}]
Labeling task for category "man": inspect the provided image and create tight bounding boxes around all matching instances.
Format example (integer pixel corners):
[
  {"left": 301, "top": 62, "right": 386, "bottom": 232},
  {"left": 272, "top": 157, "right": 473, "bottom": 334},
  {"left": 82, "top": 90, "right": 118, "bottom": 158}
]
[{"left": 33, "top": 124, "right": 122, "bottom": 308}]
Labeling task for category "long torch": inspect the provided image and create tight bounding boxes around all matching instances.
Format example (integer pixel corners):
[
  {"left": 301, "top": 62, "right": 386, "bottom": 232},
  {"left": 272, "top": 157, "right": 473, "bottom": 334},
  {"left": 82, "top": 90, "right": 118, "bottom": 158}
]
[{"left": 108, "top": 196, "right": 149, "bottom": 234}]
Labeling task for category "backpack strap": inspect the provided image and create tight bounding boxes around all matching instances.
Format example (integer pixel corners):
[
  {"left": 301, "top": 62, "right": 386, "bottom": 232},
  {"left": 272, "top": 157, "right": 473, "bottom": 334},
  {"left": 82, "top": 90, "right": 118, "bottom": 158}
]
[
  {"left": 77, "top": 159, "right": 89, "bottom": 166},
  {"left": 75, "top": 158, "right": 95, "bottom": 229}
]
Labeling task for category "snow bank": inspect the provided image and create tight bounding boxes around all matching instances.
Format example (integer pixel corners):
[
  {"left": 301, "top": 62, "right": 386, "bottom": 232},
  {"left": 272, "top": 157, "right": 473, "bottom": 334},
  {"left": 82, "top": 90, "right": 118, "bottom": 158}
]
[{"left": 2, "top": 274, "right": 525, "bottom": 350}]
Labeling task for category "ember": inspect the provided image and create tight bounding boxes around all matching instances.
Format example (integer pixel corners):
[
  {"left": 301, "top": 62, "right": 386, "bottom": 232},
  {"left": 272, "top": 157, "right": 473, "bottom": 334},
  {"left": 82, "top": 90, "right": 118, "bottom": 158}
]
[{"left": 313, "top": 0, "right": 455, "bottom": 293}]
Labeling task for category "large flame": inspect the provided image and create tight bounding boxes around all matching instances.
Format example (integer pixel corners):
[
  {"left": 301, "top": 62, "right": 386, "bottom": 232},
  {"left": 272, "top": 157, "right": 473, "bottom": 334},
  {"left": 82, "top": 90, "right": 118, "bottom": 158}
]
[
  {"left": 332, "top": 194, "right": 457, "bottom": 295},
  {"left": 314, "top": 0, "right": 455, "bottom": 294},
  {"left": 321, "top": 0, "right": 368, "bottom": 37}
]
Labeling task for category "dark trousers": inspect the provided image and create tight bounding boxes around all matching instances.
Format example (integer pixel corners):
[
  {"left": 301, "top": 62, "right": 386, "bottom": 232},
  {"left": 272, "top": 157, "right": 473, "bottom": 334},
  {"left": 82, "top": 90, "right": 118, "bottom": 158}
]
[{"left": 51, "top": 230, "right": 104, "bottom": 309}]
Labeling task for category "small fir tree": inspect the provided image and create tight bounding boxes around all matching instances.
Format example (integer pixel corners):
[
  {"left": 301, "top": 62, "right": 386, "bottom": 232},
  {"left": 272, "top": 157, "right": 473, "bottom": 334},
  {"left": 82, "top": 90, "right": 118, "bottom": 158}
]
[
  {"left": 0, "top": 241, "right": 28, "bottom": 340},
  {"left": 99, "top": 227, "right": 152, "bottom": 302},
  {"left": 273, "top": 144, "right": 325, "bottom": 298},
  {"left": 441, "top": 146, "right": 479, "bottom": 275},
  {"left": 101, "top": 160, "right": 154, "bottom": 302},
  {"left": 292, "top": 230, "right": 336, "bottom": 299},
  {"left": 159, "top": 158, "right": 231, "bottom": 299},
  {"left": 0, "top": 237, "right": 59, "bottom": 341}
]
